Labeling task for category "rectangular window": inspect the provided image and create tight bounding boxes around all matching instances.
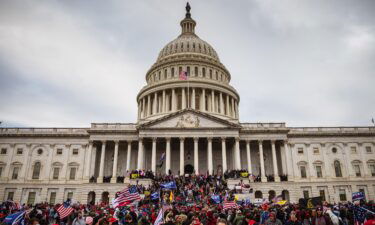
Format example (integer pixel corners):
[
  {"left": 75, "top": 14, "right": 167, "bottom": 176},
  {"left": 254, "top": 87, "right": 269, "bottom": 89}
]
[
  {"left": 194, "top": 67, "right": 198, "bottom": 76},
  {"left": 69, "top": 168, "right": 76, "bottom": 180},
  {"left": 171, "top": 68, "right": 175, "bottom": 77},
  {"left": 319, "top": 190, "right": 326, "bottom": 201},
  {"left": 72, "top": 149, "right": 79, "bottom": 155},
  {"left": 53, "top": 168, "right": 60, "bottom": 180},
  {"left": 339, "top": 189, "right": 347, "bottom": 201},
  {"left": 7, "top": 192, "right": 14, "bottom": 200},
  {"left": 0, "top": 167, "right": 2, "bottom": 177},
  {"left": 313, "top": 148, "right": 319, "bottom": 154},
  {"left": 16, "top": 148, "right": 23, "bottom": 155},
  {"left": 366, "top": 146, "right": 372, "bottom": 153},
  {"left": 67, "top": 192, "right": 73, "bottom": 200},
  {"left": 49, "top": 192, "right": 56, "bottom": 205},
  {"left": 27, "top": 192, "right": 36, "bottom": 205},
  {"left": 1, "top": 148, "right": 7, "bottom": 154},
  {"left": 316, "top": 166, "right": 322, "bottom": 178},
  {"left": 12, "top": 167, "right": 19, "bottom": 180},
  {"left": 56, "top": 149, "right": 63, "bottom": 155},
  {"left": 298, "top": 148, "right": 304, "bottom": 154},
  {"left": 354, "top": 165, "right": 361, "bottom": 177},
  {"left": 303, "top": 190, "right": 309, "bottom": 199},
  {"left": 370, "top": 165, "right": 375, "bottom": 177},
  {"left": 351, "top": 146, "right": 357, "bottom": 154},
  {"left": 300, "top": 166, "right": 307, "bottom": 178}
]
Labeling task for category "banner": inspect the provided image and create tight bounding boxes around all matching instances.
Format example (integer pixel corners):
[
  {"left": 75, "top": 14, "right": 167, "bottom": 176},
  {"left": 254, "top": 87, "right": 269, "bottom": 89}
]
[
  {"left": 240, "top": 172, "right": 248, "bottom": 178},
  {"left": 211, "top": 195, "right": 221, "bottom": 204},
  {"left": 161, "top": 181, "right": 177, "bottom": 189},
  {"left": 352, "top": 192, "right": 365, "bottom": 201},
  {"left": 299, "top": 197, "right": 322, "bottom": 208},
  {"left": 131, "top": 173, "right": 139, "bottom": 179}
]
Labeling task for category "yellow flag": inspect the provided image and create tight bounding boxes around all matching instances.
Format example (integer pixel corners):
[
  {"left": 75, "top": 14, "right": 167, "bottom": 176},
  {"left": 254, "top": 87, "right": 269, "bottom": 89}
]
[
  {"left": 277, "top": 200, "right": 287, "bottom": 205},
  {"left": 170, "top": 191, "right": 174, "bottom": 202},
  {"left": 234, "top": 195, "right": 239, "bottom": 201}
]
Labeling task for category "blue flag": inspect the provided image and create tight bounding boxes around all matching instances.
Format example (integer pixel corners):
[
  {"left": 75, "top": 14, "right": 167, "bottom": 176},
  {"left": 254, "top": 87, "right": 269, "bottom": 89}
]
[
  {"left": 211, "top": 195, "right": 221, "bottom": 204},
  {"left": 352, "top": 192, "right": 365, "bottom": 201},
  {"left": 161, "top": 181, "right": 177, "bottom": 189},
  {"left": 4, "top": 211, "right": 25, "bottom": 225},
  {"left": 151, "top": 192, "right": 160, "bottom": 200}
]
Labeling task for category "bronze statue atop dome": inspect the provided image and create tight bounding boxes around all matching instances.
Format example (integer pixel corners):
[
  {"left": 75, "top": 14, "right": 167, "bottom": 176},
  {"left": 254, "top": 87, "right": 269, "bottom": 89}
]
[{"left": 185, "top": 2, "right": 191, "bottom": 18}]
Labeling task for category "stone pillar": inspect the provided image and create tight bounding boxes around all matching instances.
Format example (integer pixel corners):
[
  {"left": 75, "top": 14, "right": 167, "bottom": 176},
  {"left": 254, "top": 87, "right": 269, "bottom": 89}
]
[
  {"left": 126, "top": 141, "right": 132, "bottom": 172},
  {"left": 343, "top": 143, "right": 353, "bottom": 177},
  {"left": 180, "top": 138, "right": 185, "bottom": 175},
  {"left": 211, "top": 90, "right": 215, "bottom": 113},
  {"left": 221, "top": 137, "right": 227, "bottom": 173},
  {"left": 192, "top": 88, "right": 196, "bottom": 109},
  {"left": 137, "top": 139, "right": 144, "bottom": 170},
  {"left": 207, "top": 138, "right": 213, "bottom": 175},
  {"left": 258, "top": 140, "right": 267, "bottom": 182},
  {"left": 226, "top": 95, "right": 230, "bottom": 116},
  {"left": 138, "top": 102, "right": 141, "bottom": 120},
  {"left": 111, "top": 141, "right": 119, "bottom": 183},
  {"left": 359, "top": 143, "right": 370, "bottom": 177},
  {"left": 153, "top": 92, "right": 158, "bottom": 114},
  {"left": 235, "top": 100, "right": 239, "bottom": 119},
  {"left": 172, "top": 89, "right": 177, "bottom": 112},
  {"left": 231, "top": 98, "right": 235, "bottom": 117},
  {"left": 235, "top": 138, "right": 241, "bottom": 170},
  {"left": 84, "top": 141, "right": 93, "bottom": 182},
  {"left": 246, "top": 140, "right": 252, "bottom": 174},
  {"left": 147, "top": 95, "right": 151, "bottom": 116},
  {"left": 220, "top": 92, "right": 224, "bottom": 114},
  {"left": 142, "top": 98, "right": 146, "bottom": 118},
  {"left": 194, "top": 138, "right": 199, "bottom": 175},
  {"left": 182, "top": 88, "right": 186, "bottom": 109},
  {"left": 284, "top": 141, "right": 294, "bottom": 181},
  {"left": 166, "top": 138, "right": 171, "bottom": 174},
  {"left": 271, "top": 140, "right": 280, "bottom": 182},
  {"left": 162, "top": 90, "right": 166, "bottom": 113},
  {"left": 98, "top": 141, "right": 106, "bottom": 183},
  {"left": 201, "top": 89, "right": 206, "bottom": 111},
  {"left": 151, "top": 138, "right": 157, "bottom": 173},
  {"left": 321, "top": 143, "right": 331, "bottom": 178}
]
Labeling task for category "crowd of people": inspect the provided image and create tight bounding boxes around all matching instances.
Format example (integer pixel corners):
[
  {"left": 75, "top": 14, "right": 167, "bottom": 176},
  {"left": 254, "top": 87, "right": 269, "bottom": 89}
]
[{"left": 1, "top": 173, "right": 374, "bottom": 225}]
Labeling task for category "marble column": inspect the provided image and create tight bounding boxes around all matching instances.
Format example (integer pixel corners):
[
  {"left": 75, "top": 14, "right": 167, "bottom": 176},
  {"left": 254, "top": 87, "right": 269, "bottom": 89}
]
[
  {"left": 207, "top": 138, "right": 213, "bottom": 175},
  {"left": 142, "top": 98, "right": 146, "bottom": 118},
  {"left": 153, "top": 92, "right": 158, "bottom": 114},
  {"left": 201, "top": 89, "right": 206, "bottom": 111},
  {"left": 111, "top": 141, "right": 119, "bottom": 183},
  {"left": 192, "top": 88, "right": 196, "bottom": 109},
  {"left": 231, "top": 98, "right": 235, "bottom": 117},
  {"left": 259, "top": 140, "right": 267, "bottom": 182},
  {"left": 180, "top": 138, "right": 185, "bottom": 175},
  {"left": 166, "top": 138, "right": 171, "bottom": 174},
  {"left": 84, "top": 141, "right": 93, "bottom": 181},
  {"left": 138, "top": 102, "right": 141, "bottom": 119},
  {"left": 235, "top": 138, "right": 241, "bottom": 170},
  {"left": 284, "top": 141, "right": 293, "bottom": 181},
  {"left": 172, "top": 89, "right": 177, "bottom": 112},
  {"left": 194, "top": 138, "right": 199, "bottom": 175},
  {"left": 271, "top": 140, "right": 280, "bottom": 182},
  {"left": 98, "top": 141, "right": 106, "bottom": 183},
  {"left": 126, "top": 141, "right": 132, "bottom": 172},
  {"left": 147, "top": 95, "right": 151, "bottom": 116},
  {"left": 220, "top": 92, "right": 224, "bottom": 114},
  {"left": 226, "top": 95, "right": 230, "bottom": 116},
  {"left": 162, "top": 90, "right": 166, "bottom": 113},
  {"left": 221, "top": 137, "right": 227, "bottom": 173},
  {"left": 182, "top": 88, "right": 186, "bottom": 109},
  {"left": 151, "top": 138, "right": 157, "bottom": 173},
  {"left": 246, "top": 140, "right": 252, "bottom": 174},
  {"left": 137, "top": 139, "right": 144, "bottom": 170},
  {"left": 211, "top": 90, "right": 215, "bottom": 113}
]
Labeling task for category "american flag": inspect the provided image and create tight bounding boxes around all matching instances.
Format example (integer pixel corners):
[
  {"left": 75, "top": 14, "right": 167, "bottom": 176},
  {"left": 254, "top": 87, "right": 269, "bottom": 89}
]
[
  {"left": 57, "top": 201, "right": 74, "bottom": 219},
  {"left": 113, "top": 186, "right": 141, "bottom": 208},
  {"left": 223, "top": 201, "right": 237, "bottom": 210},
  {"left": 179, "top": 71, "right": 188, "bottom": 80}
]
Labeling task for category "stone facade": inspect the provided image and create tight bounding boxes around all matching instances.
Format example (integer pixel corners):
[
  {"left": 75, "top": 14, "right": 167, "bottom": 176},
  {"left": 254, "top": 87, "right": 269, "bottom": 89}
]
[{"left": 0, "top": 6, "right": 374, "bottom": 205}]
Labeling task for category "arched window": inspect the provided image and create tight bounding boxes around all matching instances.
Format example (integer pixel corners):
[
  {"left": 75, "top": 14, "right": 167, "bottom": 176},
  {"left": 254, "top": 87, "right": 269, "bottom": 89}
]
[
  {"left": 334, "top": 160, "right": 342, "bottom": 177},
  {"left": 32, "top": 162, "right": 41, "bottom": 179}
]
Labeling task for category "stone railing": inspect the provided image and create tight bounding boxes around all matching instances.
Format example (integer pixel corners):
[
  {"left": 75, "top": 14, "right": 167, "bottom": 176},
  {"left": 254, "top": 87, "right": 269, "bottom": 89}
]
[
  {"left": 0, "top": 128, "right": 89, "bottom": 137},
  {"left": 90, "top": 123, "right": 137, "bottom": 130},
  {"left": 241, "top": 123, "right": 286, "bottom": 129},
  {"left": 289, "top": 127, "right": 375, "bottom": 136}
]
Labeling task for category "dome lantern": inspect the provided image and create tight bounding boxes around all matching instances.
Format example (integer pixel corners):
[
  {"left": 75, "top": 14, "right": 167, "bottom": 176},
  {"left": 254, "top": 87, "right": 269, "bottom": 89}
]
[{"left": 180, "top": 2, "right": 196, "bottom": 36}]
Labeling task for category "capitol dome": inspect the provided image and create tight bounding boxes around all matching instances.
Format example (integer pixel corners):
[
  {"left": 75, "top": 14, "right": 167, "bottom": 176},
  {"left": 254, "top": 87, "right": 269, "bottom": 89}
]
[{"left": 137, "top": 3, "right": 240, "bottom": 123}]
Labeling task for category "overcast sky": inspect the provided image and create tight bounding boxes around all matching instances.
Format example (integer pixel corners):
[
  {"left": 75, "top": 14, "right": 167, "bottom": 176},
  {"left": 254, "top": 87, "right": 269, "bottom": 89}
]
[{"left": 0, "top": 0, "right": 374, "bottom": 128}]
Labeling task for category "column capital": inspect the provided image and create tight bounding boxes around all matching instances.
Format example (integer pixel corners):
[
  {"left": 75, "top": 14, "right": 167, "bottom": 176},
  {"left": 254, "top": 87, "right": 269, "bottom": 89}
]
[
  {"left": 152, "top": 137, "right": 157, "bottom": 142},
  {"left": 283, "top": 140, "right": 288, "bottom": 145},
  {"left": 114, "top": 140, "right": 120, "bottom": 145},
  {"left": 193, "top": 137, "right": 199, "bottom": 142},
  {"left": 138, "top": 138, "right": 143, "bottom": 142},
  {"left": 245, "top": 140, "right": 251, "bottom": 144},
  {"left": 271, "top": 140, "right": 276, "bottom": 145},
  {"left": 258, "top": 140, "right": 263, "bottom": 144},
  {"left": 179, "top": 137, "right": 185, "bottom": 142},
  {"left": 207, "top": 137, "right": 213, "bottom": 141},
  {"left": 101, "top": 140, "right": 106, "bottom": 145},
  {"left": 165, "top": 137, "right": 171, "bottom": 142},
  {"left": 49, "top": 144, "right": 56, "bottom": 148},
  {"left": 221, "top": 137, "right": 227, "bottom": 141},
  {"left": 235, "top": 137, "right": 240, "bottom": 142},
  {"left": 88, "top": 140, "right": 94, "bottom": 145}
]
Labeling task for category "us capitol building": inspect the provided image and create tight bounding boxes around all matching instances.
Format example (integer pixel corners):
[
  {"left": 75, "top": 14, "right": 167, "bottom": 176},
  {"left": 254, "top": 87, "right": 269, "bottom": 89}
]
[{"left": 0, "top": 5, "right": 374, "bottom": 205}]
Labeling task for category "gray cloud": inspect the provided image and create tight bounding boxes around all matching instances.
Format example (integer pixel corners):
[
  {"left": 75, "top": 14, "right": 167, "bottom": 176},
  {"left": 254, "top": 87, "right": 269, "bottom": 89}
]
[{"left": 0, "top": 0, "right": 374, "bottom": 127}]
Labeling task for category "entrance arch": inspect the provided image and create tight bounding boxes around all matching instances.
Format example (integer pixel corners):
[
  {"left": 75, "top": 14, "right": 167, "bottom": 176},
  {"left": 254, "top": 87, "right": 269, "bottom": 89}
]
[
  {"left": 269, "top": 190, "right": 276, "bottom": 202},
  {"left": 255, "top": 191, "right": 263, "bottom": 198},
  {"left": 101, "top": 192, "right": 109, "bottom": 204},
  {"left": 282, "top": 190, "right": 290, "bottom": 201},
  {"left": 184, "top": 164, "right": 194, "bottom": 174}
]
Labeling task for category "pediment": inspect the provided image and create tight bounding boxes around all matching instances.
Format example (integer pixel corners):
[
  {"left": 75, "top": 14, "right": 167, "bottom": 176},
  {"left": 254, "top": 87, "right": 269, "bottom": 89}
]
[{"left": 139, "top": 109, "right": 240, "bottom": 129}]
